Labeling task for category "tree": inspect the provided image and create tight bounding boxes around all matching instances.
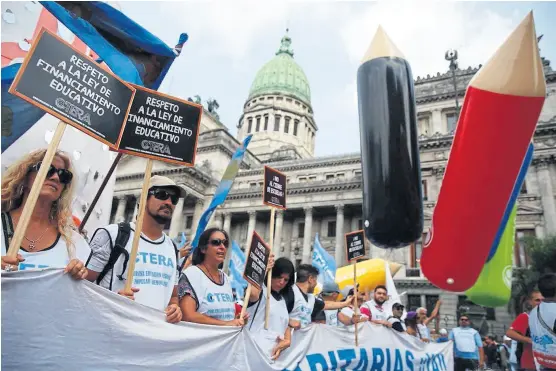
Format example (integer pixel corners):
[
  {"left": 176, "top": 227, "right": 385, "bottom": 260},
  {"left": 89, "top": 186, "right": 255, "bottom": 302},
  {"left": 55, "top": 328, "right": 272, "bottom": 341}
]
[{"left": 508, "top": 235, "right": 556, "bottom": 315}]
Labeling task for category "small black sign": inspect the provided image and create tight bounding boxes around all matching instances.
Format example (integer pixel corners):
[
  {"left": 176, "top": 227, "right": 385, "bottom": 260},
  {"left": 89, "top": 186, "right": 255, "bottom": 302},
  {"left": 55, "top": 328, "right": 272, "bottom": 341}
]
[
  {"left": 116, "top": 84, "right": 202, "bottom": 166},
  {"left": 243, "top": 231, "right": 270, "bottom": 290},
  {"left": 263, "top": 166, "right": 287, "bottom": 209},
  {"left": 345, "top": 230, "right": 366, "bottom": 263},
  {"left": 8, "top": 28, "right": 135, "bottom": 148}
]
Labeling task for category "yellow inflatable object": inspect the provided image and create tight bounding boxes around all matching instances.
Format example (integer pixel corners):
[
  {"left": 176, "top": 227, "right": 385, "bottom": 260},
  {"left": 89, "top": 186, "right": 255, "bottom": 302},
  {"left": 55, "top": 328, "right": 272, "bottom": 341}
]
[{"left": 314, "top": 259, "right": 401, "bottom": 296}]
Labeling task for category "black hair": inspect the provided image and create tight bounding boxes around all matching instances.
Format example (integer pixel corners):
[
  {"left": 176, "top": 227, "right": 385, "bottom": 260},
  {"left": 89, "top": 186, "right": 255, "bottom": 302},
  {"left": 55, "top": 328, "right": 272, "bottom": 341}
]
[
  {"left": 269, "top": 257, "right": 295, "bottom": 295},
  {"left": 192, "top": 228, "right": 230, "bottom": 266},
  {"left": 375, "top": 285, "right": 388, "bottom": 293},
  {"left": 296, "top": 264, "right": 319, "bottom": 283},
  {"left": 538, "top": 273, "right": 556, "bottom": 298}
]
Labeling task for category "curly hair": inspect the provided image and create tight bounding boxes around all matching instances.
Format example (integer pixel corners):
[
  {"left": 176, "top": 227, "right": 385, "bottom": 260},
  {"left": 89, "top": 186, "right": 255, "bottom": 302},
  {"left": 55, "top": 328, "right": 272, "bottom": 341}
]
[{"left": 1, "top": 149, "right": 77, "bottom": 257}]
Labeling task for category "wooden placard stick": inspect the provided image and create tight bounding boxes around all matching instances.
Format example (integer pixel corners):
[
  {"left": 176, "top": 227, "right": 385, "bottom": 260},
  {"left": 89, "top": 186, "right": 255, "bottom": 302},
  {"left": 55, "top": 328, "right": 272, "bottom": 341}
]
[
  {"left": 124, "top": 159, "right": 154, "bottom": 291},
  {"left": 240, "top": 284, "right": 252, "bottom": 320},
  {"left": 264, "top": 207, "right": 276, "bottom": 330},
  {"left": 7, "top": 121, "right": 67, "bottom": 257},
  {"left": 353, "top": 262, "right": 359, "bottom": 347}
]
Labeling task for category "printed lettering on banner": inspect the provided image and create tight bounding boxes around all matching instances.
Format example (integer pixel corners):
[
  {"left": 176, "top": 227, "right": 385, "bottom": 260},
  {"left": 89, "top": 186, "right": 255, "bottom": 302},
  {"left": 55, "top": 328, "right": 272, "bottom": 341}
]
[
  {"left": 243, "top": 231, "right": 270, "bottom": 289},
  {"left": 116, "top": 84, "right": 203, "bottom": 166},
  {"left": 8, "top": 28, "right": 135, "bottom": 148}
]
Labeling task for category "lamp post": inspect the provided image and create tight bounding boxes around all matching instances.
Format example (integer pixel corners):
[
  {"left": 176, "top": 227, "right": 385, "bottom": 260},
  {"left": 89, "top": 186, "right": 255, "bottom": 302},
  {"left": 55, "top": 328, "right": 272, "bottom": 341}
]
[{"left": 445, "top": 49, "right": 460, "bottom": 119}]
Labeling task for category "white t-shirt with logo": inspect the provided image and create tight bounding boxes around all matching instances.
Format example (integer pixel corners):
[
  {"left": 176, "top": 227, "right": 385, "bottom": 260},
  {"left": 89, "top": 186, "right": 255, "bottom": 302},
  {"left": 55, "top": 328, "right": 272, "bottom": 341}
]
[
  {"left": 362, "top": 300, "right": 389, "bottom": 321},
  {"left": 528, "top": 302, "right": 556, "bottom": 369},
  {"left": 289, "top": 284, "right": 316, "bottom": 328},
  {"left": 1, "top": 213, "right": 90, "bottom": 270},
  {"left": 179, "top": 265, "right": 235, "bottom": 321},
  {"left": 247, "top": 286, "right": 289, "bottom": 357},
  {"left": 86, "top": 223, "right": 178, "bottom": 312},
  {"left": 325, "top": 309, "right": 339, "bottom": 326}
]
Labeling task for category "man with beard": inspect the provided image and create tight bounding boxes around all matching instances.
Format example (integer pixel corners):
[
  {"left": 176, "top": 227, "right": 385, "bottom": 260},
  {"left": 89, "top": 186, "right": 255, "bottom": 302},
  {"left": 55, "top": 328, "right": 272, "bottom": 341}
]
[
  {"left": 86, "top": 176, "right": 183, "bottom": 323},
  {"left": 287, "top": 264, "right": 352, "bottom": 328},
  {"left": 361, "top": 285, "right": 391, "bottom": 327}
]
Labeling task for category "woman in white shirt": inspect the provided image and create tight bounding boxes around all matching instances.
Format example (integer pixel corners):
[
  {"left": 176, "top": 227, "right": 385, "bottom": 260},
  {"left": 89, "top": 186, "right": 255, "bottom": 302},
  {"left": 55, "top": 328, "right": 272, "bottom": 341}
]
[
  {"left": 179, "top": 228, "right": 246, "bottom": 326},
  {"left": 1, "top": 149, "right": 89, "bottom": 279},
  {"left": 247, "top": 257, "right": 294, "bottom": 360}
]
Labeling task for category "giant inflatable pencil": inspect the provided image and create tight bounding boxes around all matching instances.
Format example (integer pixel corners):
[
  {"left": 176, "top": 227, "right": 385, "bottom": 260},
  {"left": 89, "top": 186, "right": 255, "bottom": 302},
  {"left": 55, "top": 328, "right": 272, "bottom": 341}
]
[
  {"left": 357, "top": 26, "right": 423, "bottom": 248},
  {"left": 420, "top": 12, "right": 546, "bottom": 292}
]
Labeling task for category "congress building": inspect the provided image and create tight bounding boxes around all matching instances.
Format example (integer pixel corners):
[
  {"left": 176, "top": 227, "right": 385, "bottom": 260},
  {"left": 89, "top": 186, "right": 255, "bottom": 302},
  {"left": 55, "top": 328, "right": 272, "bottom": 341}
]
[{"left": 110, "top": 32, "right": 556, "bottom": 336}]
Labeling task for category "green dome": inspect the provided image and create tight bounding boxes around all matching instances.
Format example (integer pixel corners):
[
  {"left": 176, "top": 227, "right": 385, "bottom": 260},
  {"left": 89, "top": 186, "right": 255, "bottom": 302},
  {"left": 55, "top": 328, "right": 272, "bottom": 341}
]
[{"left": 248, "top": 32, "right": 311, "bottom": 105}]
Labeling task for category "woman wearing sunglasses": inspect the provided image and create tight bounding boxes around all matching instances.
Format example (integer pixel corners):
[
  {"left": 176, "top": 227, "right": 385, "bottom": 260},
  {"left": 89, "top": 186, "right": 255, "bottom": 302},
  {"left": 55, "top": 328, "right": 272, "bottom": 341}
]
[
  {"left": 1, "top": 149, "right": 89, "bottom": 279},
  {"left": 178, "top": 227, "right": 247, "bottom": 326}
]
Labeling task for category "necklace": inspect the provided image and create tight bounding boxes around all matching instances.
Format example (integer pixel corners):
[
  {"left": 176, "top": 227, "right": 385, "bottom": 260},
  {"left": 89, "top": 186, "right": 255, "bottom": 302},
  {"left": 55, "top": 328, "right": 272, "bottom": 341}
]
[
  {"left": 201, "top": 264, "right": 220, "bottom": 284},
  {"left": 23, "top": 224, "right": 51, "bottom": 250}
]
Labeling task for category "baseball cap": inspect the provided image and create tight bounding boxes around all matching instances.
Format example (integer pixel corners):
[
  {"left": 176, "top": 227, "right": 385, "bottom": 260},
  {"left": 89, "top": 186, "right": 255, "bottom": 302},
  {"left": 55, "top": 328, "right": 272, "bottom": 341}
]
[
  {"left": 322, "top": 281, "right": 340, "bottom": 295},
  {"left": 392, "top": 301, "right": 405, "bottom": 310},
  {"left": 149, "top": 175, "right": 185, "bottom": 198}
]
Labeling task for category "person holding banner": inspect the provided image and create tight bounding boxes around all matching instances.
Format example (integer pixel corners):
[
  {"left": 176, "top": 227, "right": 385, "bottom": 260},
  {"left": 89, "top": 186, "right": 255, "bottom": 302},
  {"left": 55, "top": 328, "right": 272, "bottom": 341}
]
[
  {"left": 178, "top": 228, "right": 247, "bottom": 326},
  {"left": 287, "top": 264, "right": 353, "bottom": 329},
  {"left": 85, "top": 176, "right": 182, "bottom": 323},
  {"left": 338, "top": 285, "right": 369, "bottom": 326},
  {"left": 361, "top": 285, "right": 392, "bottom": 327},
  {"left": 246, "top": 257, "right": 294, "bottom": 360},
  {"left": 1, "top": 149, "right": 89, "bottom": 279}
]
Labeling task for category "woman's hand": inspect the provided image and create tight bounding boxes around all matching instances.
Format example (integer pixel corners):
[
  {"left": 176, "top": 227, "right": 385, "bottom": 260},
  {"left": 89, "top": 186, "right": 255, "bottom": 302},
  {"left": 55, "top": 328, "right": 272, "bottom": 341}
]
[
  {"left": 118, "top": 287, "right": 140, "bottom": 301},
  {"left": 227, "top": 318, "right": 246, "bottom": 327},
  {"left": 271, "top": 337, "right": 291, "bottom": 360},
  {"left": 266, "top": 253, "right": 275, "bottom": 272},
  {"left": 179, "top": 243, "right": 192, "bottom": 259},
  {"left": 64, "top": 259, "right": 88, "bottom": 280},
  {"left": 165, "top": 303, "right": 182, "bottom": 323},
  {"left": 1, "top": 254, "right": 24, "bottom": 271},
  {"left": 288, "top": 319, "right": 301, "bottom": 330}
]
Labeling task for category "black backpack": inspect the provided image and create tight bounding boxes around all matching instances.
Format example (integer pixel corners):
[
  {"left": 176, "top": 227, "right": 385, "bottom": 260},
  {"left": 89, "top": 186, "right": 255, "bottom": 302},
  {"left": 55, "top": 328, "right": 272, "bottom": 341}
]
[{"left": 87, "top": 222, "right": 179, "bottom": 290}]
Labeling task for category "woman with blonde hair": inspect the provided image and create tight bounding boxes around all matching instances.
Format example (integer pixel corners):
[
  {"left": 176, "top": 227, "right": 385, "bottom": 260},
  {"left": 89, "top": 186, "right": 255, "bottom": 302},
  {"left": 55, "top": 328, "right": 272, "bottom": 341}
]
[{"left": 1, "top": 149, "right": 89, "bottom": 279}]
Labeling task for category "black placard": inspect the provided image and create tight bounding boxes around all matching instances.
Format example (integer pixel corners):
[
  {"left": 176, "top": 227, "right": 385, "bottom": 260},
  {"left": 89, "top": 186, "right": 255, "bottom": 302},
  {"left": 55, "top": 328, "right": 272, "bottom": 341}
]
[
  {"left": 345, "top": 230, "right": 366, "bottom": 263},
  {"left": 263, "top": 166, "right": 287, "bottom": 209},
  {"left": 243, "top": 231, "right": 270, "bottom": 289},
  {"left": 116, "top": 84, "right": 202, "bottom": 166},
  {"left": 8, "top": 28, "right": 135, "bottom": 148}
]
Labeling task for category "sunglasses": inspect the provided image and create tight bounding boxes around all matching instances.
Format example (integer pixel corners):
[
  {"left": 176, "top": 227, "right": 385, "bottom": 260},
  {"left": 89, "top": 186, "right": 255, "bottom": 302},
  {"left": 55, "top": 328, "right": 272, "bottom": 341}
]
[
  {"left": 393, "top": 305, "right": 405, "bottom": 310},
  {"left": 209, "top": 238, "right": 229, "bottom": 248},
  {"left": 30, "top": 162, "right": 73, "bottom": 185},
  {"left": 149, "top": 189, "right": 179, "bottom": 205}
]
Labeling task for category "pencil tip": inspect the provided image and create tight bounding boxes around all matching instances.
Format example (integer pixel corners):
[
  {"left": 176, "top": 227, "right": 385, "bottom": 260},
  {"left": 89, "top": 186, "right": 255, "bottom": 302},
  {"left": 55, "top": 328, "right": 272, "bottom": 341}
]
[{"left": 360, "top": 25, "right": 405, "bottom": 64}]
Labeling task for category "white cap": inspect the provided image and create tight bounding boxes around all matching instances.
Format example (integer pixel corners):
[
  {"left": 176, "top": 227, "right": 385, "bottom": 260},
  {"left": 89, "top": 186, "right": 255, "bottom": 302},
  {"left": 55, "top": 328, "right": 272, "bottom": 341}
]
[
  {"left": 439, "top": 328, "right": 448, "bottom": 336},
  {"left": 149, "top": 175, "right": 185, "bottom": 198}
]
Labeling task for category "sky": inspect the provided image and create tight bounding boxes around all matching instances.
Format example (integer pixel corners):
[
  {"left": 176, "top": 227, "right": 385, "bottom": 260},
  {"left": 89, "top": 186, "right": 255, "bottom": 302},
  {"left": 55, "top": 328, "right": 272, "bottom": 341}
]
[{"left": 120, "top": 1, "right": 556, "bottom": 157}]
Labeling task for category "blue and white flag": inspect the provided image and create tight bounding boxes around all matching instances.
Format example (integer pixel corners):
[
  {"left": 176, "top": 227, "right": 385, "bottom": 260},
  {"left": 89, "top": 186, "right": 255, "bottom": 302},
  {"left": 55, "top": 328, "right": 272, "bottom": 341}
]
[
  {"left": 229, "top": 241, "right": 248, "bottom": 298},
  {"left": 230, "top": 241, "right": 246, "bottom": 273},
  {"left": 190, "top": 135, "right": 253, "bottom": 251},
  {"left": 173, "top": 232, "right": 187, "bottom": 268},
  {"left": 311, "top": 233, "right": 337, "bottom": 286}
]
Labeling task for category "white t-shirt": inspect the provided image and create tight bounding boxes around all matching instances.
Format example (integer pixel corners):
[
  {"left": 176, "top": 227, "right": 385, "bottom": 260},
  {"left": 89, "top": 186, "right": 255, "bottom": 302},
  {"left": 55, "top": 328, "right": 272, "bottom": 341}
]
[
  {"left": 418, "top": 323, "right": 431, "bottom": 339},
  {"left": 247, "top": 286, "right": 289, "bottom": 357},
  {"left": 528, "top": 302, "right": 556, "bottom": 370},
  {"left": 289, "top": 284, "right": 316, "bottom": 328},
  {"left": 86, "top": 223, "right": 178, "bottom": 312},
  {"left": 179, "top": 265, "right": 235, "bottom": 321},
  {"left": 362, "top": 300, "right": 389, "bottom": 321},
  {"left": 325, "top": 309, "right": 339, "bottom": 326},
  {"left": 1, "top": 213, "right": 90, "bottom": 270},
  {"left": 339, "top": 306, "right": 369, "bottom": 327}
]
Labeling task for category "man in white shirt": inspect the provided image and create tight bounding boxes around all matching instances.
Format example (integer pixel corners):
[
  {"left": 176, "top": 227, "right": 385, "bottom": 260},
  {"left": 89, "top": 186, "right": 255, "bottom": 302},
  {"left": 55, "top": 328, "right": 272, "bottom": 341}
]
[
  {"left": 288, "top": 264, "right": 352, "bottom": 328},
  {"left": 528, "top": 273, "right": 556, "bottom": 371},
  {"left": 85, "top": 176, "right": 183, "bottom": 323},
  {"left": 416, "top": 300, "right": 442, "bottom": 342},
  {"left": 362, "top": 285, "right": 391, "bottom": 327}
]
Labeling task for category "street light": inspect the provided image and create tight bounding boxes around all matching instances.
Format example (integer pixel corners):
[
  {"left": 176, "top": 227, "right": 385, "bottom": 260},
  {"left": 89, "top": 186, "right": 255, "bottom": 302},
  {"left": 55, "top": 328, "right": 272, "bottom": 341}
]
[{"left": 445, "top": 49, "right": 460, "bottom": 119}]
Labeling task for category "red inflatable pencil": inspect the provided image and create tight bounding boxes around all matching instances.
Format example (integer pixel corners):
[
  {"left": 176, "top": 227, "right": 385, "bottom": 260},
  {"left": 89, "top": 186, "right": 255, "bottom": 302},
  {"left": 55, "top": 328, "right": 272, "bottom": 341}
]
[{"left": 420, "top": 12, "right": 546, "bottom": 292}]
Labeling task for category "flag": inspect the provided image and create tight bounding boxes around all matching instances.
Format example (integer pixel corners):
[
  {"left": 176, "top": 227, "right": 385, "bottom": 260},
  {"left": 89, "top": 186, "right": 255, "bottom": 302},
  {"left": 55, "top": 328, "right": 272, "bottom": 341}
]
[
  {"left": 173, "top": 232, "right": 187, "bottom": 268},
  {"left": 190, "top": 135, "right": 253, "bottom": 251},
  {"left": 228, "top": 241, "right": 248, "bottom": 298},
  {"left": 2, "top": 2, "right": 186, "bottom": 152},
  {"left": 384, "top": 260, "right": 407, "bottom": 319},
  {"left": 311, "top": 233, "right": 337, "bottom": 287}
]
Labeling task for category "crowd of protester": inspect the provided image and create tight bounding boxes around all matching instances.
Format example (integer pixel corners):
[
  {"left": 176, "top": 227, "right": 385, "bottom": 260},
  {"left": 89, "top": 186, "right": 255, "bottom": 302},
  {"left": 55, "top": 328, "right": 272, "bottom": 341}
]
[{"left": 2, "top": 149, "right": 555, "bottom": 368}]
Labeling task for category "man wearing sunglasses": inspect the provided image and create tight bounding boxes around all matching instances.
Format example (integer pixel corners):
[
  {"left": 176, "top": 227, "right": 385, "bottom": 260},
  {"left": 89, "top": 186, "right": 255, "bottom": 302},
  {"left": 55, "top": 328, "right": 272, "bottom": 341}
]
[
  {"left": 85, "top": 176, "right": 184, "bottom": 323},
  {"left": 449, "top": 315, "right": 485, "bottom": 371}
]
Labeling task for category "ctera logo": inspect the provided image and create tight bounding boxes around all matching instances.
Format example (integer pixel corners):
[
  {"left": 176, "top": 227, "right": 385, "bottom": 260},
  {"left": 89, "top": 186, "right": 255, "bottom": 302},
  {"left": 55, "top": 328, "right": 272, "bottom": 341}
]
[
  {"left": 141, "top": 140, "right": 171, "bottom": 155},
  {"left": 55, "top": 98, "right": 91, "bottom": 125}
]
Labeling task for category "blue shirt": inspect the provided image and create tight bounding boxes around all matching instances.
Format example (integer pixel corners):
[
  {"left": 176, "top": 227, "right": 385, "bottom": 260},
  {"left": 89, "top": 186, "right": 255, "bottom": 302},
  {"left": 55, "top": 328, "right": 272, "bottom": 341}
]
[
  {"left": 437, "top": 336, "right": 449, "bottom": 343},
  {"left": 449, "top": 327, "right": 482, "bottom": 359}
]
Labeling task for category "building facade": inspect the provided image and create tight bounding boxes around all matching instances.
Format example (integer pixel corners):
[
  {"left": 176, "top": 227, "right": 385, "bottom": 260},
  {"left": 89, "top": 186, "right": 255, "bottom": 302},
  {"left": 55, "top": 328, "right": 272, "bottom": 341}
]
[{"left": 110, "top": 33, "right": 556, "bottom": 336}]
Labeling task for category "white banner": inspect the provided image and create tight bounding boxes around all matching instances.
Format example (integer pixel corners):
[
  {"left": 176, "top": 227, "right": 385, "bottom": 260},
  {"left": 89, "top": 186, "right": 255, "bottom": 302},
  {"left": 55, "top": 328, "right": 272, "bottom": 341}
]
[{"left": 1, "top": 269, "right": 453, "bottom": 370}]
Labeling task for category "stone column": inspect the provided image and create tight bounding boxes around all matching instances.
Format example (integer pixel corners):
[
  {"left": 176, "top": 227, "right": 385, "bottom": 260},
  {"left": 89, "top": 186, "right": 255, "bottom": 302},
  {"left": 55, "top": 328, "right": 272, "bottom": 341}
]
[
  {"left": 213, "top": 211, "right": 223, "bottom": 229},
  {"left": 273, "top": 210, "right": 284, "bottom": 258},
  {"left": 334, "top": 205, "right": 345, "bottom": 266},
  {"left": 536, "top": 161, "right": 556, "bottom": 236},
  {"left": 223, "top": 212, "right": 232, "bottom": 233},
  {"left": 191, "top": 199, "right": 204, "bottom": 233},
  {"left": 131, "top": 194, "right": 140, "bottom": 221},
  {"left": 246, "top": 211, "right": 257, "bottom": 246},
  {"left": 350, "top": 216, "right": 359, "bottom": 232},
  {"left": 302, "top": 207, "right": 313, "bottom": 264},
  {"left": 431, "top": 109, "right": 443, "bottom": 134},
  {"left": 169, "top": 197, "right": 185, "bottom": 238},
  {"left": 291, "top": 218, "right": 299, "bottom": 261},
  {"left": 535, "top": 224, "right": 546, "bottom": 239},
  {"left": 114, "top": 196, "right": 128, "bottom": 223}
]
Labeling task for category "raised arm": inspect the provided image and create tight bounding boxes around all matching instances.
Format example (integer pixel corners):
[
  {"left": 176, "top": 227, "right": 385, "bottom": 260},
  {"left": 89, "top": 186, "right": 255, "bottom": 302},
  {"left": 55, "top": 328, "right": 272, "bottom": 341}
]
[{"left": 423, "top": 300, "right": 442, "bottom": 326}]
